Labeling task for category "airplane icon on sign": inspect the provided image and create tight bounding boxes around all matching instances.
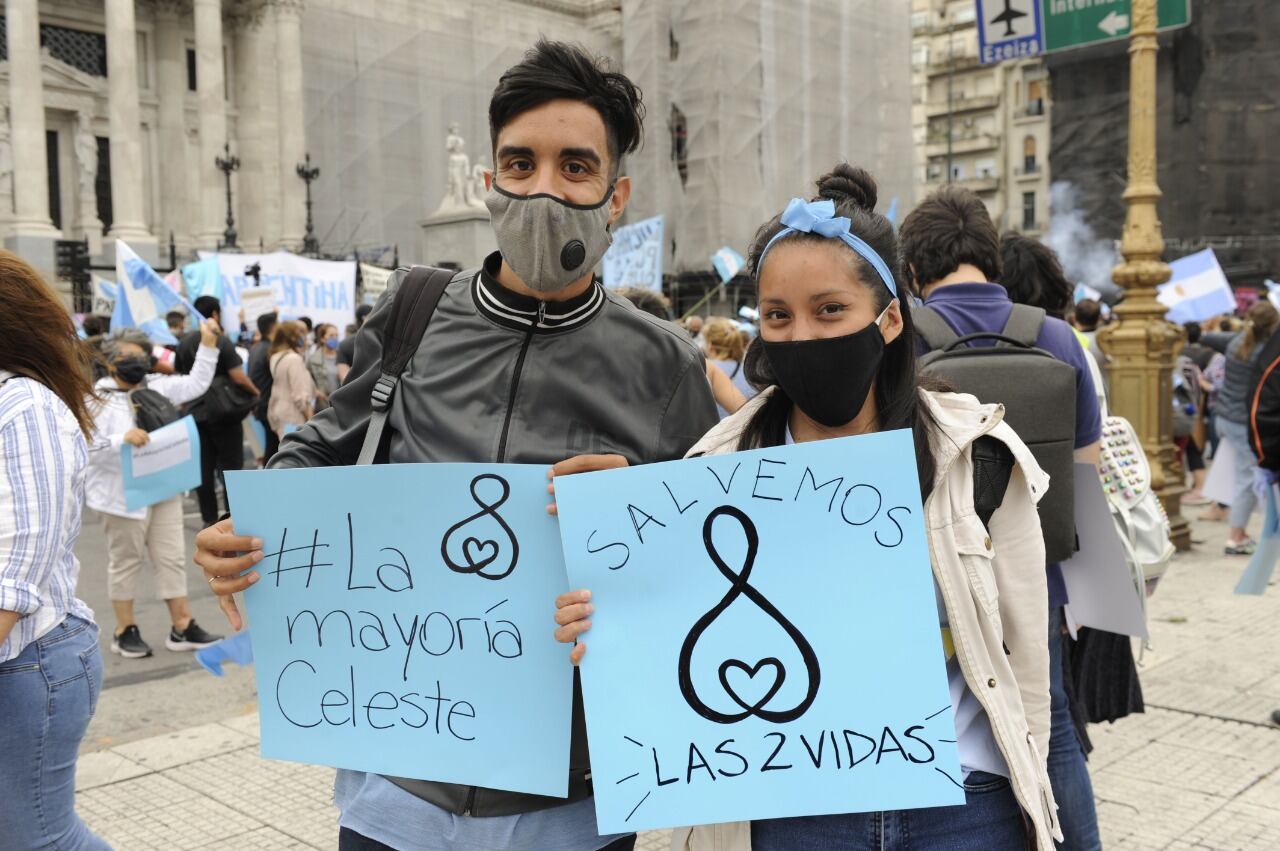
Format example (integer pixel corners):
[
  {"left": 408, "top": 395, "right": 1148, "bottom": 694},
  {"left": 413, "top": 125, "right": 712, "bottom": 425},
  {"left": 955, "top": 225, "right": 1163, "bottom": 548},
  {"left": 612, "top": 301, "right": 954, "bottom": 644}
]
[{"left": 990, "top": 0, "right": 1028, "bottom": 37}]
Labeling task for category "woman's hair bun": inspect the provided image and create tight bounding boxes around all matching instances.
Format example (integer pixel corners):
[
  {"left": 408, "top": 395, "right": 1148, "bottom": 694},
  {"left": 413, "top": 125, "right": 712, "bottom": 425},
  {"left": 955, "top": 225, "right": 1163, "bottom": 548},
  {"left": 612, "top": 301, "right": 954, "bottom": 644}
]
[{"left": 815, "top": 163, "right": 878, "bottom": 214}]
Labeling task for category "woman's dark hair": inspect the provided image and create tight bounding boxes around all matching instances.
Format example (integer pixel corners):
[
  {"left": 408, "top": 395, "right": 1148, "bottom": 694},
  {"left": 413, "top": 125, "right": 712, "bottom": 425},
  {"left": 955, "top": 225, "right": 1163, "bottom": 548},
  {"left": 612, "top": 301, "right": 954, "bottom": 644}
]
[
  {"left": 489, "top": 39, "right": 645, "bottom": 178},
  {"left": 998, "top": 232, "right": 1074, "bottom": 319},
  {"left": 270, "top": 320, "right": 306, "bottom": 357},
  {"left": 313, "top": 322, "right": 333, "bottom": 345},
  {"left": 1183, "top": 320, "right": 1202, "bottom": 345},
  {"left": 739, "top": 164, "right": 942, "bottom": 500},
  {"left": 0, "top": 250, "right": 100, "bottom": 437},
  {"left": 898, "top": 185, "right": 1002, "bottom": 292}
]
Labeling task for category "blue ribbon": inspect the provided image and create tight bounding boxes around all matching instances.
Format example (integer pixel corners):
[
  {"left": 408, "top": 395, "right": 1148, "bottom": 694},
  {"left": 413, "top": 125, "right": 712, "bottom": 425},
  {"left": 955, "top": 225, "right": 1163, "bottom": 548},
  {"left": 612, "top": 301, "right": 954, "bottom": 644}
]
[{"left": 757, "top": 198, "right": 898, "bottom": 298}]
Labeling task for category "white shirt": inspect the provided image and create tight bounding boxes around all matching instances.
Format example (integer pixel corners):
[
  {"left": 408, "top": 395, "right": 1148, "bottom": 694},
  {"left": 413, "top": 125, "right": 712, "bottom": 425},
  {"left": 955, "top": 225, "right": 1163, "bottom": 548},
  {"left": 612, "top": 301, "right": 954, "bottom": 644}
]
[{"left": 85, "top": 344, "right": 217, "bottom": 520}]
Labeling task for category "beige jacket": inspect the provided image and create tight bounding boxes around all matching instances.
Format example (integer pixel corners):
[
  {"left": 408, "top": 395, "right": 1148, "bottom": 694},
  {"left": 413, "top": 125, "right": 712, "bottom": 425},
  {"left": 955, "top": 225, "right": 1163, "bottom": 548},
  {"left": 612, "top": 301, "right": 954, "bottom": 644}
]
[
  {"left": 672, "top": 387, "right": 1061, "bottom": 851},
  {"left": 267, "top": 350, "right": 314, "bottom": 438}
]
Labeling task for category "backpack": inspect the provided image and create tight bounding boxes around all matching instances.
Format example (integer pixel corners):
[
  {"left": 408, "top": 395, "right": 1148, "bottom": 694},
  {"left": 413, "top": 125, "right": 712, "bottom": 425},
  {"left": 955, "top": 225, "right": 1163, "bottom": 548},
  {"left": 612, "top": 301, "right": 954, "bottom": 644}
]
[
  {"left": 355, "top": 265, "right": 458, "bottom": 465},
  {"left": 128, "top": 386, "right": 182, "bottom": 432},
  {"left": 915, "top": 304, "right": 1078, "bottom": 563},
  {"left": 1097, "top": 415, "right": 1174, "bottom": 611}
]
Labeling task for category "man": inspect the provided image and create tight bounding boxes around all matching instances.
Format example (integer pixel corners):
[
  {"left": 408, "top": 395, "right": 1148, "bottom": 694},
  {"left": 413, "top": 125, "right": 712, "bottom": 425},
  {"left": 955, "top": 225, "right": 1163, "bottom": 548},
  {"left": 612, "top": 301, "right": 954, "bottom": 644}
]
[
  {"left": 335, "top": 303, "right": 373, "bottom": 385},
  {"left": 901, "top": 186, "right": 1103, "bottom": 851},
  {"left": 195, "top": 40, "right": 717, "bottom": 851},
  {"left": 1246, "top": 326, "right": 1280, "bottom": 726},
  {"left": 175, "top": 295, "right": 260, "bottom": 525},
  {"left": 247, "top": 311, "right": 280, "bottom": 464}
]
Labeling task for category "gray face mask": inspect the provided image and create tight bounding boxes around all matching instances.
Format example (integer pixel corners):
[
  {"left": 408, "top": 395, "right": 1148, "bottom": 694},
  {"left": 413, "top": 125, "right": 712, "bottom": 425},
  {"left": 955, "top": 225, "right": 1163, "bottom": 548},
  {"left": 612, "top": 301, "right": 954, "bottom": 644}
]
[{"left": 484, "top": 183, "right": 615, "bottom": 293}]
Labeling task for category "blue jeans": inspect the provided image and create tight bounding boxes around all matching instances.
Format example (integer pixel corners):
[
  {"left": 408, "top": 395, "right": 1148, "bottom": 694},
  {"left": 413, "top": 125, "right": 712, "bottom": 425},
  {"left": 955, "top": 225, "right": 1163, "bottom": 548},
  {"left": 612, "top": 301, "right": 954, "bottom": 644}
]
[
  {"left": 0, "top": 616, "right": 112, "bottom": 850},
  {"left": 1218, "top": 416, "right": 1260, "bottom": 530},
  {"left": 751, "top": 771, "right": 1026, "bottom": 850},
  {"left": 1048, "top": 608, "right": 1101, "bottom": 851}
]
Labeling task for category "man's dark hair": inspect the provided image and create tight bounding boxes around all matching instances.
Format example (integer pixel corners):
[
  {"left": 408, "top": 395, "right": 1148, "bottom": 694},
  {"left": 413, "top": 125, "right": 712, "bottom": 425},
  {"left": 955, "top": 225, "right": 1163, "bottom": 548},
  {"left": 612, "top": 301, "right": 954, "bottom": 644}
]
[
  {"left": 1075, "top": 299, "right": 1102, "bottom": 331},
  {"left": 193, "top": 295, "right": 221, "bottom": 321},
  {"left": 1183, "top": 320, "right": 1202, "bottom": 345},
  {"left": 899, "top": 185, "right": 1002, "bottom": 291},
  {"left": 297, "top": 315, "right": 313, "bottom": 332},
  {"left": 82, "top": 314, "right": 111, "bottom": 337},
  {"left": 613, "top": 286, "right": 672, "bottom": 320},
  {"left": 489, "top": 39, "right": 645, "bottom": 178},
  {"left": 166, "top": 309, "right": 186, "bottom": 328},
  {"left": 998, "top": 232, "right": 1073, "bottom": 319},
  {"left": 355, "top": 304, "right": 374, "bottom": 327},
  {"left": 257, "top": 311, "right": 279, "bottom": 338}
]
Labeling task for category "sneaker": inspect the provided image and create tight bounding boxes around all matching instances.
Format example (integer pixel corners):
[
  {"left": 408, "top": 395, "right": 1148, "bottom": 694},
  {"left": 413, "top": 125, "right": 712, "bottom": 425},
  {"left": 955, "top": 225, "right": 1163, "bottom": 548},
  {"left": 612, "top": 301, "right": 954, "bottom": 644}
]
[
  {"left": 112, "top": 625, "right": 153, "bottom": 658},
  {"left": 1180, "top": 492, "right": 1211, "bottom": 506},
  {"left": 166, "top": 620, "right": 224, "bottom": 651},
  {"left": 1225, "top": 538, "right": 1257, "bottom": 556},
  {"left": 1199, "top": 504, "right": 1228, "bottom": 522}
]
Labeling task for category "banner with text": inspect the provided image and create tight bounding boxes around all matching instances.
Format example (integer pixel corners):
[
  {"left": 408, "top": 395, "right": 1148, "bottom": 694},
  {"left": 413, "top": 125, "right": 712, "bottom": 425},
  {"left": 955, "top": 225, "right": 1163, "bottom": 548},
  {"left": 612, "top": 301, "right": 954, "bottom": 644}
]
[
  {"left": 603, "top": 215, "right": 664, "bottom": 291},
  {"left": 224, "top": 463, "right": 573, "bottom": 797},
  {"left": 195, "top": 251, "right": 357, "bottom": 337},
  {"left": 554, "top": 430, "right": 962, "bottom": 833}
]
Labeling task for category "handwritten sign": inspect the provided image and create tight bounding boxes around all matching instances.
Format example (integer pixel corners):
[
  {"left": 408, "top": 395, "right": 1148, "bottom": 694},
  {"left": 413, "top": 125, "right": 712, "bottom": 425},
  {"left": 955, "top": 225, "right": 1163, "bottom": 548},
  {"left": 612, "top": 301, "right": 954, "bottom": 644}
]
[
  {"left": 223, "top": 463, "right": 573, "bottom": 797},
  {"left": 554, "top": 430, "right": 963, "bottom": 833},
  {"left": 603, "top": 215, "right": 664, "bottom": 291},
  {"left": 122, "top": 416, "right": 201, "bottom": 511}
]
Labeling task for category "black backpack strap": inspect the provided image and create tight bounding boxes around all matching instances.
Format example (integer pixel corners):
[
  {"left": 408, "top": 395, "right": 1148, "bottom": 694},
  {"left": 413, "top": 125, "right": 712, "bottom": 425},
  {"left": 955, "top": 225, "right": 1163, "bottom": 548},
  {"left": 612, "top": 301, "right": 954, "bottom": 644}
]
[
  {"left": 1000, "top": 304, "right": 1046, "bottom": 348},
  {"left": 356, "top": 265, "right": 455, "bottom": 466},
  {"left": 972, "top": 435, "right": 1015, "bottom": 528},
  {"left": 912, "top": 305, "right": 962, "bottom": 351}
]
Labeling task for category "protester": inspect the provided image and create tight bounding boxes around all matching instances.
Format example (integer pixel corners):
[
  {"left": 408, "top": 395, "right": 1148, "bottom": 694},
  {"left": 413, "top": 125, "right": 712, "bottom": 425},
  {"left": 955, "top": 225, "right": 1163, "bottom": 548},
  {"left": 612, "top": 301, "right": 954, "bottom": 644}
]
[
  {"left": 0, "top": 250, "right": 111, "bottom": 850},
  {"left": 1245, "top": 325, "right": 1280, "bottom": 727},
  {"left": 306, "top": 322, "right": 341, "bottom": 410},
  {"left": 1215, "top": 301, "right": 1280, "bottom": 554},
  {"left": 196, "top": 39, "right": 717, "bottom": 851},
  {"left": 901, "top": 185, "right": 1101, "bottom": 851},
  {"left": 612, "top": 285, "right": 673, "bottom": 320},
  {"left": 166, "top": 309, "right": 187, "bottom": 341},
  {"left": 267, "top": 320, "right": 316, "bottom": 438},
  {"left": 336, "top": 303, "right": 374, "bottom": 385},
  {"left": 683, "top": 313, "right": 705, "bottom": 346},
  {"left": 175, "top": 295, "right": 260, "bottom": 525},
  {"left": 559, "top": 165, "right": 1061, "bottom": 850},
  {"left": 248, "top": 311, "right": 280, "bottom": 464},
  {"left": 87, "top": 326, "right": 225, "bottom": 658},
  {"left": 702, "top": 316, "right": 753, "bottom": 418}
]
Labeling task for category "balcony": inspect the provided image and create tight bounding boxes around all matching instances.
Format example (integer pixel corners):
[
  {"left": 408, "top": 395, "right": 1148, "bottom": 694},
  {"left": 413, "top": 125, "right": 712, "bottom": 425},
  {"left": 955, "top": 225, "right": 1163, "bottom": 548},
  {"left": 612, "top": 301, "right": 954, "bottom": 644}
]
[
  {"left": 1015, "top": 163, "right": 1043, "bottom": 181},
  {"left": 925, "top": 93, "right": 1000, "bottom": 118},
  {"left": 1015, "top": 100, "right": 1047, "bottom": 123},
  {"left": 924, "top": 133, "right": 999, "bottom": 158},
  {"left": 927, "top": 52, "right": 981, "bottom": 76},
  {"left": 922, "top": 174, "right": 1000, "bottom": 193}
]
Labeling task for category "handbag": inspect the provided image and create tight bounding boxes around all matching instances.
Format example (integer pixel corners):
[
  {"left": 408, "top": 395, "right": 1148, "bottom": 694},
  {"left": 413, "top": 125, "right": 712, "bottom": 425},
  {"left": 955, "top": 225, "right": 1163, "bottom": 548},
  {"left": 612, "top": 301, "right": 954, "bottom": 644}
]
[{"left": 190, "top": 374, "right": 258, "bottom": 424}]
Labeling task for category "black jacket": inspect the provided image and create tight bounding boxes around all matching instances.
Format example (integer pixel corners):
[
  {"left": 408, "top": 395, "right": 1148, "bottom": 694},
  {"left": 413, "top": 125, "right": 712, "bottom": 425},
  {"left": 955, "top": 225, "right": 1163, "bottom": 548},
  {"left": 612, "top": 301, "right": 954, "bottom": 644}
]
[{"left": 1249, "top": 328, "right": 1280, "bottom": 472}]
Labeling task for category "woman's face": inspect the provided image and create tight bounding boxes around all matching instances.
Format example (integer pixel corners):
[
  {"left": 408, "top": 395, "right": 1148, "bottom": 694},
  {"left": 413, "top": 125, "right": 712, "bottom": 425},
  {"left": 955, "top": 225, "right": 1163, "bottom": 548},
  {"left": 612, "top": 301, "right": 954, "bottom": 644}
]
[
  {"left": 324, "top": 327, "right": 339, "bottom": 346},
  {"left": 757, "top": 240, "right": 902, "bottom": 345}
]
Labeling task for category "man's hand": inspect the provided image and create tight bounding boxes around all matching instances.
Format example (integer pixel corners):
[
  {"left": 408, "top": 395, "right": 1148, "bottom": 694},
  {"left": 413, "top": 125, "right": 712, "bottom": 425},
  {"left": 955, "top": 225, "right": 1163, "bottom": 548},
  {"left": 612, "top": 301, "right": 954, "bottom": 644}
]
[
  {"left": 123, "top": 428, "right": 150, "bottom": 447},
  {"left": 554, "top": 589, "right": 593, "bottom": 664},
  {"left": 194, "top": 518, "right": 264, "bottom": 631},
  {"left": 199, "top": 318, "right": 222, "bottom": 348},
  {"left": 546, "top": 454, "right": 629, "bottom": 516}
]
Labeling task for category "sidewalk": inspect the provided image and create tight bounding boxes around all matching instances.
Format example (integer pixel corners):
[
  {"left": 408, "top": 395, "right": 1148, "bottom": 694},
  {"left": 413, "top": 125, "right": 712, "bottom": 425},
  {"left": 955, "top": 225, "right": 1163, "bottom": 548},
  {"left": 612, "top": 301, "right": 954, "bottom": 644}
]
[{"left": 75, "top": 517, "right": 1280, "bottom": 850}]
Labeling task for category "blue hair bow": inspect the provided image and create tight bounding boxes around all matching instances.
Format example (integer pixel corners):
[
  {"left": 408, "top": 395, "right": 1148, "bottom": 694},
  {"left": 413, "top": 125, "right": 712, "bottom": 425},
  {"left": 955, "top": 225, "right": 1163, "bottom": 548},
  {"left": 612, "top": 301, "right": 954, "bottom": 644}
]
[{"left": 758, "top": 198, "right": 898, "bottom": 298}]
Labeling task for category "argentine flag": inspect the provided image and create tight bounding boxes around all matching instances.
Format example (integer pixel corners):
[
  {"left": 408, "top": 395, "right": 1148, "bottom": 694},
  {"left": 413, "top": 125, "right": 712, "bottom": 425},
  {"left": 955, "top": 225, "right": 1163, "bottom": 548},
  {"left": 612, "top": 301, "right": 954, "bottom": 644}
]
[
  {"left": 1157, "top": 249, "right": 1237, "bottom": 324},
  {"left": 711, "top": 246, "right": 746, "bottom": 284},
  {"left": 111, "top": 240, "right": 204, "bottom": 345}
]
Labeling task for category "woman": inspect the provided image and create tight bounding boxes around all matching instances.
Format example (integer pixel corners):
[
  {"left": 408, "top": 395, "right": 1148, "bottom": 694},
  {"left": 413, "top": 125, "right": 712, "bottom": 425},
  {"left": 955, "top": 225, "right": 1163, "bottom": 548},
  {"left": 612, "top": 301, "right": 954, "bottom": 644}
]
[
  {"left": 306, "top": 323, "right": 341, "bottom": 411},
  {"left": 703, "top": 317, "right": 755, "bottom": 419},
  {"left": 267, "top": 320, "right": 315, "bottom": 438},
  {"left": 1215, "top": 301, "right": 1280, "bottom": 554},
  {"left": 555, "top": 166, "right": 1060, "bottom": 849},
  {"left": 87, "top": 325, "right": 224, "bottom": 659},
  {"left": 0, "top": 250, "right": 111, "bottom": 850}
]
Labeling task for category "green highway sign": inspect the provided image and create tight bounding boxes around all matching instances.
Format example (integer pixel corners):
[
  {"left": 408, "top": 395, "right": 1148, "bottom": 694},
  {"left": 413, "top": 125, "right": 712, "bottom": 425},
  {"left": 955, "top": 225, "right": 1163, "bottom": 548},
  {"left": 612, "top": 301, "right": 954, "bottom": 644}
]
[{"left": 1042, "top": 0, "right": 1191, "bottom": 53}]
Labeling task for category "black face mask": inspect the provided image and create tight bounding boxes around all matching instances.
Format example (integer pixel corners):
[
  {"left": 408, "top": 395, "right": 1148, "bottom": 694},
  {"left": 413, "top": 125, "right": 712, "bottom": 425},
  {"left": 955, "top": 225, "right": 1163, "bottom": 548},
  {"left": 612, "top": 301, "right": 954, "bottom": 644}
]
[
  {"left": 762, "top": 310, "right": 888, "bottom": 428},
  {"left": 113, "top": 355, "right": 150, "bottom": 386}
]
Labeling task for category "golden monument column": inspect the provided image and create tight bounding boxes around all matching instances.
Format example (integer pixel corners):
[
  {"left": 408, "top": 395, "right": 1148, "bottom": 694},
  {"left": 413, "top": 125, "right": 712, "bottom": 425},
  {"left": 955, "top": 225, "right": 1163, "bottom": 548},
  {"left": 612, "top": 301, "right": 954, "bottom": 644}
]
[{"left": 1098, "top": 0, "right": 1190, "bottom": 550}]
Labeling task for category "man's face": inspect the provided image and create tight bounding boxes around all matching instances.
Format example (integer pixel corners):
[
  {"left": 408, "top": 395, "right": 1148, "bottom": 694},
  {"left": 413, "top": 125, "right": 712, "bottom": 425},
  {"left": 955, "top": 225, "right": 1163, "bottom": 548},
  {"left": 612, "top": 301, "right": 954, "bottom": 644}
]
[{"left": 486, "top": 99, "right": 630, "bottom": 226}]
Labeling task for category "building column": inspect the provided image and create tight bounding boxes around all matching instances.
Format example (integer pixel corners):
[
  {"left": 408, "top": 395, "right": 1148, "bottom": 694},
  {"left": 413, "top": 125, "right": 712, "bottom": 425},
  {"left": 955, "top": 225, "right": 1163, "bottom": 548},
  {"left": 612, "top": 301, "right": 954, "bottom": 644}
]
[
  {"left": 194, "top": 0, "right": 228, "bottom": 246},
  {"left": 104, "top": 0, "right": 154, "bottom": 244},
  {"left": 5, "top": 0, "right": 56, "bottom": 235},
  {"left": 274, "top": 0, "right": 306, "bottom": 248},
  {"left": 153, "top": 0, "right": 188, "bottom": 247}
]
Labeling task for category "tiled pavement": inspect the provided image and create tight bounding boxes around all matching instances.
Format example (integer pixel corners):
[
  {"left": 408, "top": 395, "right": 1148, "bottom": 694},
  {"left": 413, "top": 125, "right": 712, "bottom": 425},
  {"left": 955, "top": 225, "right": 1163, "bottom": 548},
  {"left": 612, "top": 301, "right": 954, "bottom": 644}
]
[{"left": 75, "top": 517, "right": 1280, "bottom": 850}]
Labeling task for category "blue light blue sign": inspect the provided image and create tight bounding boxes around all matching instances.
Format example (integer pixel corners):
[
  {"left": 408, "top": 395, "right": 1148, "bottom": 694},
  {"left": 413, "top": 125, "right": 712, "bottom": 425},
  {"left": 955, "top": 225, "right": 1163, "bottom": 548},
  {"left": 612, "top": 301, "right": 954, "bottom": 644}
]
[
  {"left": 554, "top": 430, "right": 963, "bottom": 833},
  {"left": 603, "top": 215, "right": 665, "bottom": 291},
  {"left": 224, "top": 463, "right": 573, "bottom": 797},
  {"left": 121, "top": 415, "right": 202, "bottom": 511},
  {"left": 977, "top": 0, "right": 1044, "bottom": 65}
]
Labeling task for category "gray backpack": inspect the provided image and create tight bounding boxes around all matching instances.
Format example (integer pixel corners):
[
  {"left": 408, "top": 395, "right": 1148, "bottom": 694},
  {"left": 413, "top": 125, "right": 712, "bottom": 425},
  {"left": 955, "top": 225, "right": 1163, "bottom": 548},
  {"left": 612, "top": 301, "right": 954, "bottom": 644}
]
[{"left": 916, "top": 304, "right": 1078, "bottom": 563}]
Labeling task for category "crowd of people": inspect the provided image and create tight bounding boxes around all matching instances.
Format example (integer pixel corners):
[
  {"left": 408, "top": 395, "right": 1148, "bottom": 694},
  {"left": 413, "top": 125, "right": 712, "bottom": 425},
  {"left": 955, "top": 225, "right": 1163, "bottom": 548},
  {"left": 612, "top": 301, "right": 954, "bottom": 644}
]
[{"left": 2, "top": 37, "right": 1279, "bottom": 851}]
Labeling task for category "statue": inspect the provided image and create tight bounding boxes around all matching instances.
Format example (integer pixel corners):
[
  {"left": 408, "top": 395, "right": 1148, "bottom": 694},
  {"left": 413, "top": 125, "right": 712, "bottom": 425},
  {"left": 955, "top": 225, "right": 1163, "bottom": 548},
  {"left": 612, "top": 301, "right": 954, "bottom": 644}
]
[
  {"left": 442, "top": 122, "right": 472, "bottom": 211},
  {"left": 468, "top": 161, "right": 489, "bottom": 209},
  {"left": 74, "top": 110, "right": 98, "bottom": 203},
  {"left": 0, "top": 109, "right": 12, "bottom": 214}
]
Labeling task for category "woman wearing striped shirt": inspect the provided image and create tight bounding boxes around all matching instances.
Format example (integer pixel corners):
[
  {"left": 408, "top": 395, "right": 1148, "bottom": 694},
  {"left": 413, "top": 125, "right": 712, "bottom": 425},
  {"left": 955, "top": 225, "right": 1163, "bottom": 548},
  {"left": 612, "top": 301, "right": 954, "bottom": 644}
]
[{"left": 0, "top": 250, "right": 111, "bottom": 850}]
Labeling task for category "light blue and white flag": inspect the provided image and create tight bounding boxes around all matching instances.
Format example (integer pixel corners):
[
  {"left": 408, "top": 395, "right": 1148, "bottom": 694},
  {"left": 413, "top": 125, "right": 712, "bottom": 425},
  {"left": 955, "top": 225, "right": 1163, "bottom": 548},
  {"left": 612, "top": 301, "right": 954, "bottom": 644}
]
[
  {"left": 1074, "top": 282, "right": 1103, "bottom": 304},
  {"left": 1157, "top": 249, "right": 1236, "bottom": 324},
  {"left": 711, "top": 246, "right": 746, "bottom": 284},
  {"left": 181, "top": 255, "right": 223, "bottom": 302},
  {"left": 112, "top": 240, "right": 204, "bottom": 345},
  {"left": 885, "top": 197, "right": 900, "bottom": 227}
]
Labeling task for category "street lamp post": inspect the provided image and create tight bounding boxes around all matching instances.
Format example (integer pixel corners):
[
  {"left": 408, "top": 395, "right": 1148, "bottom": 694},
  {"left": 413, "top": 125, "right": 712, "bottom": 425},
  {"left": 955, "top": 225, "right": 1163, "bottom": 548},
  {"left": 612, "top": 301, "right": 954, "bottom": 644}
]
[
  {"left": 215, "top": 142, "right": 240, "bottom": 251},
  {"left": 296, "top": 152, "right": 321, "bottom": 257},
  {"left": 1097, "top": 0, "right": 1190, "bottom": 550}
]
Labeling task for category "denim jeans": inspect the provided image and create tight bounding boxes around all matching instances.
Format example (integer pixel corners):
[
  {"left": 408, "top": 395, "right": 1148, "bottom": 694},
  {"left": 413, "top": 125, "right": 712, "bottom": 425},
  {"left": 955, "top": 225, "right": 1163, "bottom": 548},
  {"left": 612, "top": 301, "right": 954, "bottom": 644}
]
[
  {"left": 338, "top": 827, "right": 636, "bottom": 851},
  {"left": 0, "top": 616, "right": 112, "bottom": 850},
  {"left": 1048, "top": 607, "right": 1102, "bottom": 851},
  {"left": 751, "top": 771, "right": 1026, "bottom": 850},
  {"left": 1218, "top": 416, "right": 1260, "bottom": 530}
]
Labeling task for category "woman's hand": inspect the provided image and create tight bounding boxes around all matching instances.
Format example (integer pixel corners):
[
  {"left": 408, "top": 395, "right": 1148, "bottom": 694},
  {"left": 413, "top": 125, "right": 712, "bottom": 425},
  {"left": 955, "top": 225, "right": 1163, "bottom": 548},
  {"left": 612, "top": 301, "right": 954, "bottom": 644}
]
[
  {"left": 554, "top": 589, "right": 593, "bottom": 664},
  {"left": 123, "top": 428, "right": 150, "bottom": 447},
  {"left": 194, "top": 518, "right": 263, "bottom": 631}
]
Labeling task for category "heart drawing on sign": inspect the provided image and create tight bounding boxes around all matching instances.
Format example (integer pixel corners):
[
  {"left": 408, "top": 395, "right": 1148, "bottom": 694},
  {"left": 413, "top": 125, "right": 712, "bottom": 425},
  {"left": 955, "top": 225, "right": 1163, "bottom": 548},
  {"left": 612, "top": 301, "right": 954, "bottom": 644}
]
[
  {"left": 718, "top": 657, "right": 786, "bottom": 715},
  {"left": 462, "top": 537, "right": 499, "bottom": 571}
]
